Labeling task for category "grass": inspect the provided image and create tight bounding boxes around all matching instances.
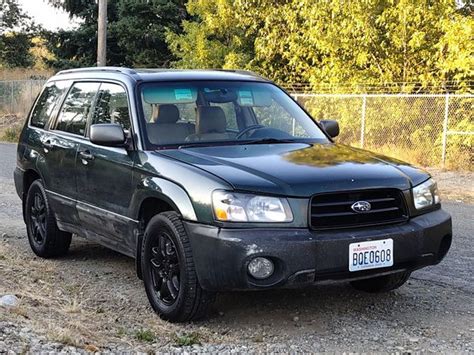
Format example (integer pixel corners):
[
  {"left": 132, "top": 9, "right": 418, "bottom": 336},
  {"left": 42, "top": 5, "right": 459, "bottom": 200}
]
[
  {"left": 1, "top": 126, "right": 21, "bottom": 142},
  {"left": 134, "top": 329, "right": 156, "bottom": 343},
  {"left": 61, "top": 296, "right": 83, "bottom": 314},
  {"left": 48, "top": 327, "right": 81, "bottom": 348},
  {"left": 174, "top": 332, "right": 201, "bottom": 347},
  {"left": 0, "top": 113, "right": 23, "bottom": 142},
  {"left": 0, "top": 68, "right": 53, "bottom": 80}
]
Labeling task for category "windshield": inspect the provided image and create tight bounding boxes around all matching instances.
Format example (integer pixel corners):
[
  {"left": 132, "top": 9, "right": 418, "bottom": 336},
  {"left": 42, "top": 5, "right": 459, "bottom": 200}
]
[{"left": 138, "top": 81, "right": 328, "bottom": 149}]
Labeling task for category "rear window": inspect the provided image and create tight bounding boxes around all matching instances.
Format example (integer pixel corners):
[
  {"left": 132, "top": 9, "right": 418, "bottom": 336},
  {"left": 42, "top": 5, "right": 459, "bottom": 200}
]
[{"left": 30, "top": 81, "right": 69, "bottom": 129}]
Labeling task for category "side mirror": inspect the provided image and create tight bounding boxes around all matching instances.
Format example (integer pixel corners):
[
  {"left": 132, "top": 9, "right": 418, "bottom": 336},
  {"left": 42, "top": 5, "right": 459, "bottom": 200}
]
[
  {"left": 90, "top": 123, "right": 126, "bottom": 147},
  {"left": 320, "top": 120, "right": 340, "bottom": 138}
]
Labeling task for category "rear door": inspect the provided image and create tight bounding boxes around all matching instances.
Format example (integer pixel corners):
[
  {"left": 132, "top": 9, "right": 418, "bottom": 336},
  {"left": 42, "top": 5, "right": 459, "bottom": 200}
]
[
  {"left": 75, "top": 82, "right": 136, "bottom": 255},
  {"left": 39, "top": 81, "right": 100, "bottom": 227}
]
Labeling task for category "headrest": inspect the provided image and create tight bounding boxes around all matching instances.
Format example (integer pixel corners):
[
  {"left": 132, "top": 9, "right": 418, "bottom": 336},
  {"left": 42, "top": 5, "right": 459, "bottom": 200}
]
[
  {"left": 196, "top": 106, "right": 227, "bottom": 134},
  {"left": 153, "top": 104, "right": 180, "bottom": 124}
]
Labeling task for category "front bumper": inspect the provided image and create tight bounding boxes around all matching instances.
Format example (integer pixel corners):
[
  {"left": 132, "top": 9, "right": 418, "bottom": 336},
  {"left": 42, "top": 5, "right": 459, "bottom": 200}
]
[{"left": 185, "top": 209, "right": 452, "bottom": 291}]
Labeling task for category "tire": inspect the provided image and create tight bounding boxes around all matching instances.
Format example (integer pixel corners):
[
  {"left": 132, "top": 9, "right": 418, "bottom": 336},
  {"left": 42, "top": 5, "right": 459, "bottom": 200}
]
[
  {"left": 141, "top": 211, "right": 216, "bottom": 322},
  {"left": 350, "top": 271, "right": 411, "bottom": 293},
  {"left": 25, "top": 180, "right": 72, "bottom": 258}
]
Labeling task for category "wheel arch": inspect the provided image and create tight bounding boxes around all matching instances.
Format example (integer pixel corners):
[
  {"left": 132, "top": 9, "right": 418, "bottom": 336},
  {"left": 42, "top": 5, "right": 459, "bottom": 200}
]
[
  {"left": 137, "top": 195, "right": 179, "bottom": 228},
  {"left": 133, "top": 178, "right": 198, "bottom": 280},
  {"left": 23, "top": 169, "right": 41, "bottom": 194},
  {"left": 132, "top": 177, "right": 197, "bottom": 225},
  {"left": 22, "top": 169, "right": 42, "bottom": 223}
]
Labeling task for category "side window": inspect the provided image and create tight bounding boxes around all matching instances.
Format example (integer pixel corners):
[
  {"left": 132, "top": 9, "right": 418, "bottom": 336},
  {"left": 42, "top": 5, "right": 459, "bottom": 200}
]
[
  {"left": 91, "top": 83, "right": 131, "bottom": 130},
  {"left": 210, "top": 102, "right": 237, "bottom": 130},
  {"left": 30, "top": 81, "right": 69, "bottom": 129},
  {"left": 55, "top": 82, "right": 100, "bottom": 136}
]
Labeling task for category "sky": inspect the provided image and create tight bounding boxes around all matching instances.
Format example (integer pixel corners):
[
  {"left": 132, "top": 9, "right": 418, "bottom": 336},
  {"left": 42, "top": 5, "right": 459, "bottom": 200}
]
[{"left": 17, "top": 0, "right": 80, "bottom": 31}]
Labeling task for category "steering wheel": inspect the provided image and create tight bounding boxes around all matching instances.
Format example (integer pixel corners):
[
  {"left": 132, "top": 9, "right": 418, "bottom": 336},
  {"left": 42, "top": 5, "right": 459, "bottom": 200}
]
[{"left": 236, "top": 124, "right": 265, "bottom": 139}]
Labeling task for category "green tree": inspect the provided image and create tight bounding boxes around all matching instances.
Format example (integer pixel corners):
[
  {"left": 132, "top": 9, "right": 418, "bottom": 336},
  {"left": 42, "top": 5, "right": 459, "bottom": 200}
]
[
  {"left": 46, "top": 0, "right": 187, "bottom": 69},
  {"left": 167, "top": 0, "right": 473, "bottom": 93},
  {"left": 0, "top": 0, "right": 38, "bottom": 67},
  {"left": 166, "top": 0, "right": 258, "bottom": 70}
]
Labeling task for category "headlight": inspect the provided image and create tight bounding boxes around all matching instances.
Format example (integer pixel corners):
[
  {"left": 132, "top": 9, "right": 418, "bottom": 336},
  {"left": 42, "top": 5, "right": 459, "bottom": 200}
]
[
  {"left": 212, "top": 191, "right": 293, "bottom": 222},
  {"left": 413, "top": 178, "right": 440, "bottom": 210}
]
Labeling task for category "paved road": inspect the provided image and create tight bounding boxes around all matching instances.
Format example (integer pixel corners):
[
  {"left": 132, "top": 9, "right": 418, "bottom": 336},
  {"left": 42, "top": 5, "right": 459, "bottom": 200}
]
[{"left": 0, "top": 143, "right": 16, "bottom": 179}]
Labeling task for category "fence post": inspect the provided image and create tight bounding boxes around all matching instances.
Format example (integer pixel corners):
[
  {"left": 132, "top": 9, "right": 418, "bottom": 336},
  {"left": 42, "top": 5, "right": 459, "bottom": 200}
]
[
  {"left": 292, "top": 94, "right": 299, "bottom": 134},
  {"left": 360, "top": 94, "right": 367, "bottom": 148},
  {"left": 441, "top": 93, "right": 450, "bottom": 168},
  {"left": 10, "top": 81, "right": 14, "bottom": 114},
  {"left": 30, "top": 80, "right": 34, "bottom": 107}
]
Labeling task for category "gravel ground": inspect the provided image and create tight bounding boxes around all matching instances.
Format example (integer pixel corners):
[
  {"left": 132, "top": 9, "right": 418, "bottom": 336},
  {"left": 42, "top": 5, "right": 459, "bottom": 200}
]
[{"left": 0, "top": 142, "right": 473, "bottom": 353}]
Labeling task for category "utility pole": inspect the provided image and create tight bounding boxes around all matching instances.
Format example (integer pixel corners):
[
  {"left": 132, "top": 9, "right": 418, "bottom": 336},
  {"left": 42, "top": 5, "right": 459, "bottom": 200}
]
[{"left": 97, "top": 0, "right": 107, "bottom": 66}]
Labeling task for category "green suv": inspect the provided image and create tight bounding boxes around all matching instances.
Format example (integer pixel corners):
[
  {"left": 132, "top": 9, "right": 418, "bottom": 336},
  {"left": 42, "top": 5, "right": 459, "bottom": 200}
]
[{"left": 14, "top": 67, "right": 452, "bottom": 322}]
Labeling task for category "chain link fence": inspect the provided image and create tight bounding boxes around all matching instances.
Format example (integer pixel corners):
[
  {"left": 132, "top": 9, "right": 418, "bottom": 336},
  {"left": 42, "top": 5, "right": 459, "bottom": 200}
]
[
  {"left": 293, "top": 93, "right": 473, "bottom": 170},
  {"left": 0, "top": 79, "right": 46, "bottom": 121},
  {"left": 0, "top": 80, "right": 472, "bottom": 170}
]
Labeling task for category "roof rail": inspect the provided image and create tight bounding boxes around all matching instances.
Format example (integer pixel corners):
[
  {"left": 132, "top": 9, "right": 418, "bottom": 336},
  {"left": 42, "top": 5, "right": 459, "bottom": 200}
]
[
  {"left": 56, "top": 67, "right": 137, "bottom": 76},
  {"left": 215, "top": 69, "right": 271, "bottom": 82},
  {"left": 213, "top": 69, "right": 263, "bottom": 78}
]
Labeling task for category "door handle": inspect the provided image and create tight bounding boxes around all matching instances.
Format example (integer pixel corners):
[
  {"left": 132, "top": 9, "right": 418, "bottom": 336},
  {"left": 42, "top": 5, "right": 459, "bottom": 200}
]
[
  {"left": 79, "top": 150, "right": 95, "bottom": 162},
  {"left": 43, "top": 139, "right": 54, "bottom": 153}
]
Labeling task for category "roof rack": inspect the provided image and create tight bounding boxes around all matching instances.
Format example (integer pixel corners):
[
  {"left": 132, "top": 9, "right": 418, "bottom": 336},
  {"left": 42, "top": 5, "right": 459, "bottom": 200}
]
[
  {"left": 56, "top": 67, "right": 137, "bottom": 76},
  {"left": 212, "top": 69, "right": 263, "bottom": 78}
]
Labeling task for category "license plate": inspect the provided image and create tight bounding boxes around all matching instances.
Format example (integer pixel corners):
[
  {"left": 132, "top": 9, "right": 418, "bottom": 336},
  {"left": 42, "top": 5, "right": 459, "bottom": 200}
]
[{"left": 349, "top": 239, "right": 393, "bottom": 272}]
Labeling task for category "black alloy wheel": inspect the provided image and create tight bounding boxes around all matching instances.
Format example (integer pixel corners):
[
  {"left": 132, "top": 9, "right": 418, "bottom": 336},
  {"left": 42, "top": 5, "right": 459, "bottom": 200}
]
[
  {"left": 141, "top": 211, "right": 216, "bottom": 322},
  {"left": 29, "top": 191, "right": 47, "bottom": 246},
  {"left": 150, "top": 231, "right": 181, "bottom": 305},
  {"left": 25, "top": 180, "right": 72, "bottom": 258}
]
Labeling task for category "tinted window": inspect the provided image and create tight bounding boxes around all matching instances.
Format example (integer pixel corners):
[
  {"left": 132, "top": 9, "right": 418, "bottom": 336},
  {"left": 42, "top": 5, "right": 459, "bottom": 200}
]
[
  {"left": 30, "top": 81, "right": 69, "bottom": 128},
  {"left": 55, "top": 82, "right": 100, "bottom": 136},
  {"left": 91, "top": 83, "right": 131, "bottom": 130}
]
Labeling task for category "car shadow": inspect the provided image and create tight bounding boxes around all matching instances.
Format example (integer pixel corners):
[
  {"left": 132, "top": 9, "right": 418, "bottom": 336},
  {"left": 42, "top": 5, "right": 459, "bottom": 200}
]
[
  {"left": 56, "top": 236, "right": 446, "bottom": 330},
  {"left": 211, "top": 285, "right": 403, "bottom": 321},
  {"left": 64, "top": 236, "right": 132, "bottom": 262}
]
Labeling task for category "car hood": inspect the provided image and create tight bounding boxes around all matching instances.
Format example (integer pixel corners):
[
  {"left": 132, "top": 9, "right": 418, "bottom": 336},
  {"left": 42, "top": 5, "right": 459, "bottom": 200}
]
[{"left": 155, "top": 143, "right": 430, "bottom": 197}]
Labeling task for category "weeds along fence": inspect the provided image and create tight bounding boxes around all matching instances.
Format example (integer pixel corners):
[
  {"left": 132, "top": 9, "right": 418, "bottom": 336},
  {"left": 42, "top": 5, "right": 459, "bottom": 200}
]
[
  {"left": 0, "top": 80, "right": 472, "bottom": 170},
  {"left": 0, "top": 80, "right": 46, "bottom": 118}
]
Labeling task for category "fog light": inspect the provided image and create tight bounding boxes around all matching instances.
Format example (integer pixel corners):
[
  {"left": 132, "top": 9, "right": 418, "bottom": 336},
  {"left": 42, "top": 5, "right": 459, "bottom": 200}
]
[{"left": 247, "top": 257, "right": 274, "bottom": 280}]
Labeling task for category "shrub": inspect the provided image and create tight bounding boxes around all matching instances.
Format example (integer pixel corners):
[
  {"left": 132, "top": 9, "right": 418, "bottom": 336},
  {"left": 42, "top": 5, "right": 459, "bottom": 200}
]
[{"left": 1, "top": 125, "right": 22, "bottom": 142}]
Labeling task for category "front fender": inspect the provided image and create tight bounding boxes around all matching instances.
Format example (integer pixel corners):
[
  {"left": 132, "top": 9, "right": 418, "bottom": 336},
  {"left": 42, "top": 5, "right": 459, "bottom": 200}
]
[{"left": 130, "top": 176, "right": 197, "bottom": 221}]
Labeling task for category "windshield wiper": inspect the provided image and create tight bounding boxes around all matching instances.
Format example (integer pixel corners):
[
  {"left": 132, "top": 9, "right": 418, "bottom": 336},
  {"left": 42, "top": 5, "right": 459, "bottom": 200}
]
[
  {"left": 177, "top": 141, "right": 242, "bottom": 149},
  {"left": 241, "top": 138, "right": 297, "bottom": 145},
  {"left": 176, "top": 138, "right": 297, "bottom": 149}
]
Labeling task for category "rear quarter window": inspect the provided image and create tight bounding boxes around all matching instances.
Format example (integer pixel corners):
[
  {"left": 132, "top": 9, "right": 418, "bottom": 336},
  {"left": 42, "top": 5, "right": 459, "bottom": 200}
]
[{"left": 30, "top": 81, "right": 69, "bottom": 129}]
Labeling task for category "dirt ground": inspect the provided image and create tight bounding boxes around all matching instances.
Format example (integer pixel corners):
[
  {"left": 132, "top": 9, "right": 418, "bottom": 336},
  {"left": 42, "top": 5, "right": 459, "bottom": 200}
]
[
  {"left": 428, "top": 168, "right": 474, "bottom": 203},
  {"left": 0, "top": 170, "right": 473, "bottom": 352}
]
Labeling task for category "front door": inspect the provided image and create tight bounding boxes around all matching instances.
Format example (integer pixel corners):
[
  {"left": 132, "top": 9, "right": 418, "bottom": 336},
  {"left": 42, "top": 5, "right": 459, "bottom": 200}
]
[{"left": 75, "top": 82, "right": 136, "bottom": 255}]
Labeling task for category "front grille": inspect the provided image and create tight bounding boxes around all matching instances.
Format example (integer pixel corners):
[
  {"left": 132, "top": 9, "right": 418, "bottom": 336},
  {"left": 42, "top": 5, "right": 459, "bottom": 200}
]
[{"left": 310, "top": 189, "right": 408, "bottom": 230}]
